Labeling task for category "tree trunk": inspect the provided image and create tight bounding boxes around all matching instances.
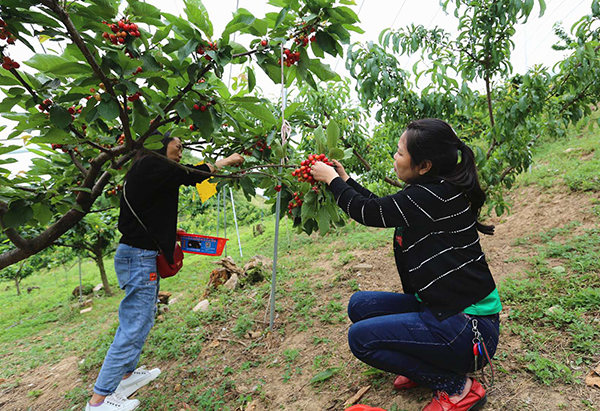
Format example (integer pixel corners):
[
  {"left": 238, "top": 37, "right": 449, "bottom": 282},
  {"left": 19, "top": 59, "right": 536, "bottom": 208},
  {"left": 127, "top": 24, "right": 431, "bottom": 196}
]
[
  {"left": 94, "top": 246, "right": 112, "bottom": 296},
  {"left": 14, "top": 277, "right": 20, "bottom": 296}
]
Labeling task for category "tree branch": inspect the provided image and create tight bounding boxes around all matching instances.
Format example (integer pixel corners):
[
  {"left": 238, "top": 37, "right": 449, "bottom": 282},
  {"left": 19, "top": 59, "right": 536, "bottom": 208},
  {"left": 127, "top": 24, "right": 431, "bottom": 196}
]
[
  {"left": 0, "top": 202, "right": 32, "bottom": 252},
  {"left": 68, "top": 150, "right": 87, "bottom": 174}
]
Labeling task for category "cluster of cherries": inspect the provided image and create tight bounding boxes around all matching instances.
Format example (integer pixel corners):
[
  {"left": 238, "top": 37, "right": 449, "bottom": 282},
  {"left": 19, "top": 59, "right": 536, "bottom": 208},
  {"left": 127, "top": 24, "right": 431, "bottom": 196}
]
[
  {"left": 127, "top": 91, "right": 142, "bottom": 102},
  {"left": 293, "top": 22, "right": 317, "bottom": 47},
  {"left": 279, "top": 49, "right": 301, "bottom": 67},
  {"left": 102, "top": 18, "right": 141, "bottom": 45},
  {"left": 37, "top": 98, "right": 53, "bottom": 112},
  {"left": 106, "top": 184, "right": 123, "bottom": 196},
  {"left": 2, "top": 56, "right": 19, "bottom": 70},
  {"left": 243, "top": 136, "right": 271, "bottom": 155},
  {"left": 196, "top": 41, "right": 218, "bottom": 61},
  {"left": 68, "top": 105, "right": 82, "bottom": 121},
  {"left": 0, "top": 19, "right": 15, "bottom": 45},
  {"left": 288, "top": 192, "right": 304, "bottom": 212},
  {"left": 51, "top": 144, "right": 67, "bottom": 153},
  {"left": 291, "top": 153, "right": 332, "bottom": 185},
  {"left": 132, "top": 66, "right": 143, "bottom": 75},
  {"left": 192, "top": 98, "right": 216, "bottom": 112},
  {"left": 117, "top": 133, "right": 125, "bottom": 145}
]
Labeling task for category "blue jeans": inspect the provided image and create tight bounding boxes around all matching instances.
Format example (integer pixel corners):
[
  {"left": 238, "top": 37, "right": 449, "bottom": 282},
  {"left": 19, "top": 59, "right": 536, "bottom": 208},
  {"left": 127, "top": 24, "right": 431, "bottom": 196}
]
[
  {"left": 347, "top": 291, "right": 500, "bottom": 395},
  {"left": 94, "top": 244, "right": 160, "bottom": 396}
]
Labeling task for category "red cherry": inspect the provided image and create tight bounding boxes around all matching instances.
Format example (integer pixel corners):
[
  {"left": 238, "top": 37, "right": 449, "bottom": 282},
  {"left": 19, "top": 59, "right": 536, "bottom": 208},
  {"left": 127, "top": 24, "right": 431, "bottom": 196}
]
[
  {"left": 200, "top": 105, "right": 207, "bottom": 112},
  {"left": 261, "top": 40, "right": 268, "bottom": 47},
  {"left": 193, "top": 104, "right": 200, "bottom": 110},
  {"left": 189, "top": 125, "right": 195, "bottom": 131}
]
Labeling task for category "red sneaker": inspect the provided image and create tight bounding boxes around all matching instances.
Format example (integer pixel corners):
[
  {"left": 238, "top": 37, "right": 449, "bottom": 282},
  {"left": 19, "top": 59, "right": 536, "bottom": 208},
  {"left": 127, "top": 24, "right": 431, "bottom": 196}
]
[
  {"left": 393, "top": 375, "right": 419, "bottom": 390},
  {"left": 422, "top": 379, "right": 487, "bottom": 411},
  {"left": 345, "top": 405, "right": 387, "bottom": 411}
]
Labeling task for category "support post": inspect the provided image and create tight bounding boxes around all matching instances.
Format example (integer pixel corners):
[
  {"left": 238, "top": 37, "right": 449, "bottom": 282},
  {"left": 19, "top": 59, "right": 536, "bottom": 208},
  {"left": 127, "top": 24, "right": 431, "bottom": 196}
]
[{"left": 230, "top": 187, "right": 243, "bottom": 258}]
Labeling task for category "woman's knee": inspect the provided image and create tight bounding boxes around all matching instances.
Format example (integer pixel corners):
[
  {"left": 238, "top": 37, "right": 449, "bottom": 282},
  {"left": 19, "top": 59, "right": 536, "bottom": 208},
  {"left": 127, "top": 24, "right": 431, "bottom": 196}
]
[
  {"left": 347, "top": 322, "right": 370, "bottom": 359},
  {"left": 347, "top": 291, "right": 369, "bottom": 323}
]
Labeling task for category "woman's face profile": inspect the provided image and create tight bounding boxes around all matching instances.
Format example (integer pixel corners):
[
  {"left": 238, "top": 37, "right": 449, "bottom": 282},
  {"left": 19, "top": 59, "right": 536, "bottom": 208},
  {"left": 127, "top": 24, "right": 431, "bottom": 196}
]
[{"left": 166, "top": 138, "right": 183, "bottom": 163}]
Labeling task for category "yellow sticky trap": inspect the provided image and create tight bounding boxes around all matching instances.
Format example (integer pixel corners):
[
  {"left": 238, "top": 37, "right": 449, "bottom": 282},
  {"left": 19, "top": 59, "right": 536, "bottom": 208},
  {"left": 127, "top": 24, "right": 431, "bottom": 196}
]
[{"left": 195, "top": 162, "right": 217, "bottom": 202}]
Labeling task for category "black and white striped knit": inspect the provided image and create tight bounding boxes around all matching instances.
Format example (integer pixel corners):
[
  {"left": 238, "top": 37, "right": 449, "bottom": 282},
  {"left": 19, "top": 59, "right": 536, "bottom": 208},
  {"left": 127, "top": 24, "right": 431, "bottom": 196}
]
[{"left": 328, "top": 175, "right": 497, "bottom": 321}]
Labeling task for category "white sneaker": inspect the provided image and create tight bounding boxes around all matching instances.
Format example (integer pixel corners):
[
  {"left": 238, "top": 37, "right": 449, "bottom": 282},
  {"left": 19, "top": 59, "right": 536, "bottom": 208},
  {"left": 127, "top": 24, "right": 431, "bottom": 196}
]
[
  {"left": 114, "top": 366, "right": 161, "bottom": 398},
  {"left": 85, "top": 393, "right": 140, "bottom": 410}
]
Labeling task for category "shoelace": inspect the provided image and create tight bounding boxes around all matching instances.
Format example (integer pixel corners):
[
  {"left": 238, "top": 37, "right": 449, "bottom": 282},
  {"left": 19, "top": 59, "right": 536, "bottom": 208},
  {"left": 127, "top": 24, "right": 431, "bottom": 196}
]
[{"left": 106, "top": 393, "right": 129, "bottom": 405}]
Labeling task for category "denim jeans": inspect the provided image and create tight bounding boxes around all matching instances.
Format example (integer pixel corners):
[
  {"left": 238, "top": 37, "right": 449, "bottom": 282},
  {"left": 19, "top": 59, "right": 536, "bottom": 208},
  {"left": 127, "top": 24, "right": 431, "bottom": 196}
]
[
  {"left": 94, "top": 244, "right": 160, "bottom": 396},
  {"left": 347, "top": 291, "right": 500, "bottom": 395}
]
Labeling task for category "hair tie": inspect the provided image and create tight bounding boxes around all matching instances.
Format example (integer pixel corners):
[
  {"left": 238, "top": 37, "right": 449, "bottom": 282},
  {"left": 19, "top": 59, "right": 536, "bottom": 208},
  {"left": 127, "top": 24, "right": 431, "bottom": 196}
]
[{"left": 458, "top": 141, "right": 467, "bottom": 151}]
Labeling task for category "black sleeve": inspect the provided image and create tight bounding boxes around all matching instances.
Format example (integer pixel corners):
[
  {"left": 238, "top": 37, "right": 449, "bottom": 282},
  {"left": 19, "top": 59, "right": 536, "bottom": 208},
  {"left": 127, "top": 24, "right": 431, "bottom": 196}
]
[
  {"left": 328, "top": 177, "right": 423, "bottom": 229},
  {"left": 345, "top": 177, "right": 379, "bottom": 199},
  {"left": 135, "top": 157, "right": 212, "bottom": 190}
]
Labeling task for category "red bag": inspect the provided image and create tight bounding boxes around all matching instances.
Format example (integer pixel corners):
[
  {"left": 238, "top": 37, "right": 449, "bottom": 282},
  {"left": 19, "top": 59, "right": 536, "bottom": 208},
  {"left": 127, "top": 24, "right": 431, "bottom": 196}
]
[{"left": 156, "top": 243, "right": 184, "bottom": 279}]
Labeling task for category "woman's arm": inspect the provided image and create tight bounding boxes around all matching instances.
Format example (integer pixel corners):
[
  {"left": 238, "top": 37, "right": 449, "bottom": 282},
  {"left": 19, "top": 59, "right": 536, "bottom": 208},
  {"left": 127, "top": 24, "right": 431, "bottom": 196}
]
[{"left": 311, "top": 161, "right": 417, "bottom": 228}]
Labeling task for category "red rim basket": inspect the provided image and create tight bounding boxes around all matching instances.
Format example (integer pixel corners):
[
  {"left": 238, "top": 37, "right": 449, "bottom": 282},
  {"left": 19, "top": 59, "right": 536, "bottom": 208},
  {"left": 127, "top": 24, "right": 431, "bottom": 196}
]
[{"left": 178, "top": 232, "right": 228, "bottom": 256}]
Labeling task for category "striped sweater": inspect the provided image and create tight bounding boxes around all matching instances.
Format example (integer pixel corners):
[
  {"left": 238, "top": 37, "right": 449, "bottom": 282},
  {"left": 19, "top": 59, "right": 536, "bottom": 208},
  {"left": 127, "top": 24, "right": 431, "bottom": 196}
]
[{"left": 328, "top": 176, "right": 497, "bottom": 320}]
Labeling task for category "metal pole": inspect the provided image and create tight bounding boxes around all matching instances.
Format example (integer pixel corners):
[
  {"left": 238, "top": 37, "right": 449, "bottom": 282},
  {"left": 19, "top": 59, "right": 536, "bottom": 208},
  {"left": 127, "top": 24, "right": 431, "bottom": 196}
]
[
  {"left": 230, "top": 187, "right": 243, "bottom": 258},
  {"left": 223, "top": 186, "right": 227, "bottom": 256},
  {"left": 269, "top": 47, "right": 288, "bottom": 330},
  {"left": 216, "top": 192, "right": 221, "bottom": 237},
  {"left": 78, "top": 256, "right": 83, "bottom": 303}
]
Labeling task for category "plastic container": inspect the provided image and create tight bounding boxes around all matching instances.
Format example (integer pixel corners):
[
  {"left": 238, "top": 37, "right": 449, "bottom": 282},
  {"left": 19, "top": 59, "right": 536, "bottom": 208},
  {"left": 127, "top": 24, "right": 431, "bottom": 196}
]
[{"left": 179, "top": 233, "right": 228, "bottom": 256}]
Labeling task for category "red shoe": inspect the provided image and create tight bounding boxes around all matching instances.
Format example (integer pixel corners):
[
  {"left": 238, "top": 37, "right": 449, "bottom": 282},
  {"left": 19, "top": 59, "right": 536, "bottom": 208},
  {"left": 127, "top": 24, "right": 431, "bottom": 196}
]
[
  {"left": 422, "top": 379, "right": 487, "bottom": 411},
  {"left": 345, "top": 405, "right": 387, "bottom": 411},
  {"left": 393, "top": 375, "right": 419, "bottom": 390}
]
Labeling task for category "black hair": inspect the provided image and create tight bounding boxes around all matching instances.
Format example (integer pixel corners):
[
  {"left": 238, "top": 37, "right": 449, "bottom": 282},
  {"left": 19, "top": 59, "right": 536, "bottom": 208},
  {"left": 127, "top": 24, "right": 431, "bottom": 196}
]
[
  {"left": 403, "top": 118, "right": 494, "bottom": 235},
  {"left": 133, "top": 130, "right": 174, "bottom": 162}
]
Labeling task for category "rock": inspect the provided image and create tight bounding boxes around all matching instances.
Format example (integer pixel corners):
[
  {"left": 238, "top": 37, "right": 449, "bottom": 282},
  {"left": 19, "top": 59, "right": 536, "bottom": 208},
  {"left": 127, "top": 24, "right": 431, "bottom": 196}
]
[
  {"left": 80, "top": 307, "right": 92, "bottom": 314},
  {"left": 158, "top": 291, "right": 172, "bottom": 305},
  {"left": 192, "top": 299, "right": 210, "bottom": 313},
  {"left": 224, "top": 273, "right": 239, "bottom": 290},
  {"left": 352, "top": 263, "right": 373, "bottom": 272},
  {"left": 253, "top": 224, "right": 264, "bottom": 237},
  {"left": 245, "top": 400, "right": 259, "bottom": 411},
  {"left": 244, "top": 331, "right": 262, "bottom": 339},
  {"left": 92, "top": 283, "right": 103, "bottom": 292},
  {"left": 159, "top": 305, "right": 170, "bottom": 314},
  {"left": 565, "top": 148, "right": 574, "bottom": 153},
  {"left": 80, "top": 299, "right": 93, "bottom": 308},
  {"left": 156, "top": 315, "right": 164, "bottom": 322},
  {"left": 26, "top": 286, "right": 40, "bottom": 293},
  {"left": 168, "top": 297, "right": 178, "bottom": 305}
]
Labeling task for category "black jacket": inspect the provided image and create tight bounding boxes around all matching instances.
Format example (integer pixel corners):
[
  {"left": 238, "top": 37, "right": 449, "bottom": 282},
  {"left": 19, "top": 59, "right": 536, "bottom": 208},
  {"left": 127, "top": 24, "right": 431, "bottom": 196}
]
[
  {"left": 119, "top": 155, "right": 211, "bottom": 263},
  {"left": 328, "top": 176, "right": 496, "bottom": 320}
]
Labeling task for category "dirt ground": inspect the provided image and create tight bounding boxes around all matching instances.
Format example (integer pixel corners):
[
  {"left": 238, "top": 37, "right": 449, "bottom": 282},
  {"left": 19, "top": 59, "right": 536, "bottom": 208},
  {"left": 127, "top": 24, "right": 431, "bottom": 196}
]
[{"left": 2, "top": 184, "right": 599, "bottom": 411}]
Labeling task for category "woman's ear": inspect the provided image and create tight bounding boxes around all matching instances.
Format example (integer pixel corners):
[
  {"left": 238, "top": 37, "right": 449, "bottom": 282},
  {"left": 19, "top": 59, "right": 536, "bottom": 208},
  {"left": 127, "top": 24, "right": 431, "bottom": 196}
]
[{"left": 418, "top": 160, "right": 432, "bottom": 175}]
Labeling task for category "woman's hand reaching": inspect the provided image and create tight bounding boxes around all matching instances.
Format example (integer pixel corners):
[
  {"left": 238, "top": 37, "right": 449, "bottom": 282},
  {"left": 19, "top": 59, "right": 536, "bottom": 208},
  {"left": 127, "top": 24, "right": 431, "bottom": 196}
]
[{"left": 311, "top": 159, "right": 348, "bottom": 185}]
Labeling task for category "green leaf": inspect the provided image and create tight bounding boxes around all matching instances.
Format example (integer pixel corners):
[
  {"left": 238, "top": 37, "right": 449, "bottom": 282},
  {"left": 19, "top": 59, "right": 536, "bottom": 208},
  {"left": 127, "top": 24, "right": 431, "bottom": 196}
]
[
  {"left": 309, "top": 59, "right": 339, "bottom": 82},
  {"left": 238, "top": 102, "right": 277, "bottom": 125},
  {"left": 97, "top": 99, "right": 120, "bottom": 121},
  {"left": 0, "top": 95, "right": 22, "bottom": 112},
  {"left": 315, "top": 32, "right": 338, "bottom": 57},
  {"left": 4, "top": 201, "right": 33, "bottom": 229},
  {"left": 32, "top": 127, "right": 73, "bottom": 144},
  {"left": 310, "top": 368, "right": 337, "bottom": 384},
  {"left": 32, "top": 203, "right": 53, "bottom": 226},
  {"left": 328, "top": 147, "right": 345, "bottom": 160},
  {"left": 175, "top": 101, "right": 192, "bottom": 119},
  {"left": 24, "top": 54, "right": 92, "bottom": 76},
  {"left": 49, "top": 105, "right": 72, "bottom": 129},
  {"left": 538, "top": 0, "right": 546, "bottom": 16},
  {"left": 152, "top": 23, "right": 173, "bottom": 44},
  {"left": 131, "top": 1, "right": 161, "bottom": 18},
  {"left": 183, "top": 0, "right": 213, "bottom": 37},
  {"left": 317, "top": 208, "right": 330, "bottom": 235},
  {"left": 223, "top": 8, "right": 256, "bottom": 37},
  {"left": 0, "top": 145, "right": 21, "bottom": 155},
  {"left": 314, "top": 126, "right": 326, "bottom": 154},
  {"left": 274, "top": 7, "right": 288, "bottom": 28},
  {"left": 247, "top": 66, "right": 256, "bottom": 93},
  {"left": 326, "top": 120, "right": 340, "bottom": 150}
]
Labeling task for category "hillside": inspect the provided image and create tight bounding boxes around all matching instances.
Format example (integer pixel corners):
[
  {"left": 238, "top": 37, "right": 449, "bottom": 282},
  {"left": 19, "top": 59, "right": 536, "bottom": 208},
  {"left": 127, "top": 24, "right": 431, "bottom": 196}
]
[{"left": 0, "top": 124, "right": 598, "bottom": 411}]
